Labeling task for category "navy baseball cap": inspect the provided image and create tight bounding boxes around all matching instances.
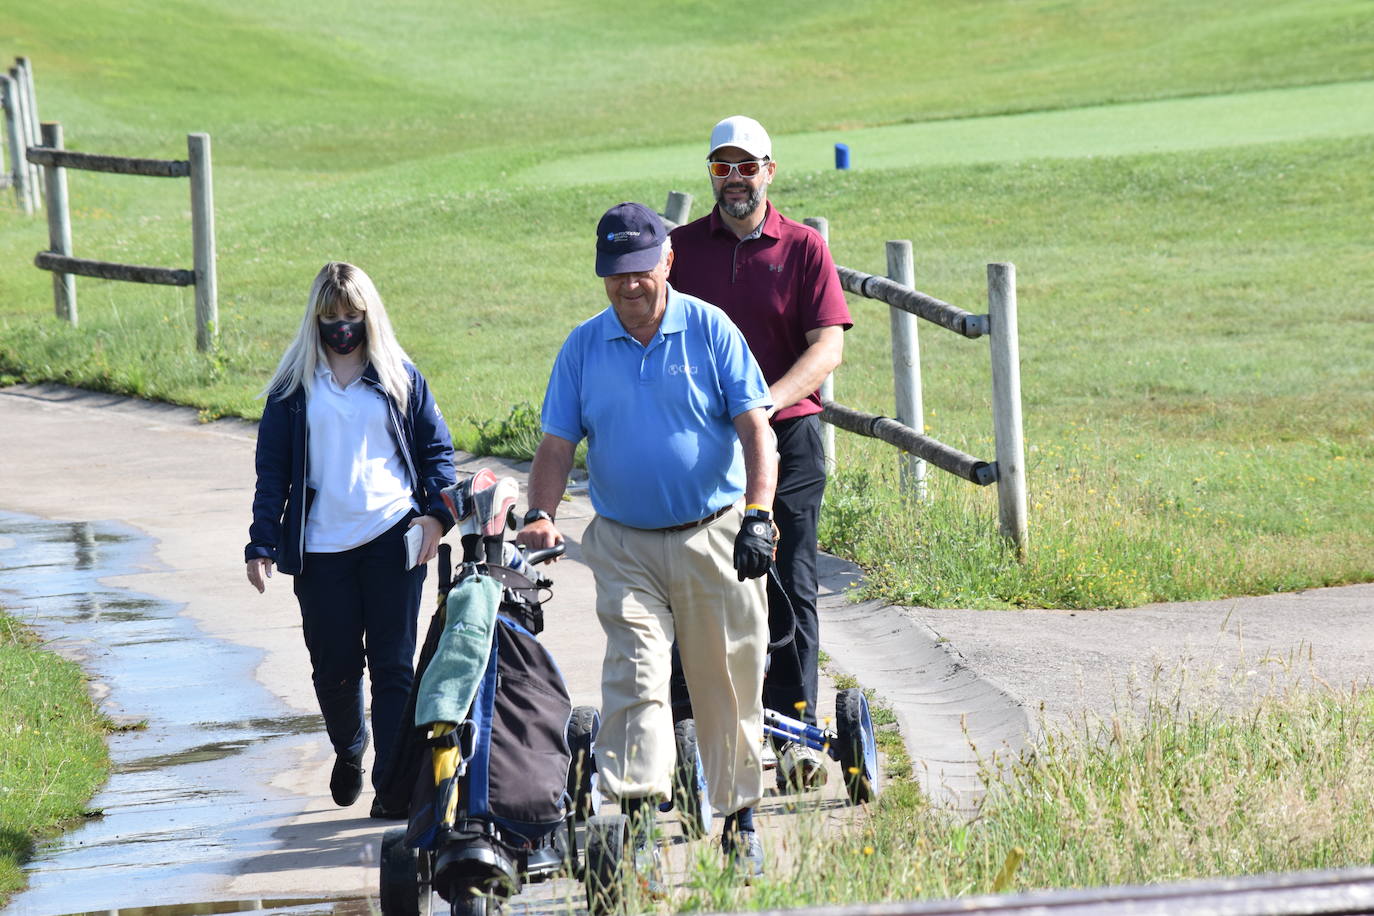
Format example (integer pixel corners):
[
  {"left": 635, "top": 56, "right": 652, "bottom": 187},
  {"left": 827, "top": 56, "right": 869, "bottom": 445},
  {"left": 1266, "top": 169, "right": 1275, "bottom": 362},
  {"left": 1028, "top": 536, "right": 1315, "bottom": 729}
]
[{"left": 595, "top": 202, "right": 667, "bottom": 277}]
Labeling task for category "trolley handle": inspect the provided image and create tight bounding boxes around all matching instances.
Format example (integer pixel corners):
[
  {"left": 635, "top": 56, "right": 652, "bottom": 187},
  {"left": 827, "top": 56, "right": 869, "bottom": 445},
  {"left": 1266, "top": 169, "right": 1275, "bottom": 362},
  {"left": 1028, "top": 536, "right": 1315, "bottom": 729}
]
[{"left": 522, "top": 543, "right": 566, "bottom": 567}]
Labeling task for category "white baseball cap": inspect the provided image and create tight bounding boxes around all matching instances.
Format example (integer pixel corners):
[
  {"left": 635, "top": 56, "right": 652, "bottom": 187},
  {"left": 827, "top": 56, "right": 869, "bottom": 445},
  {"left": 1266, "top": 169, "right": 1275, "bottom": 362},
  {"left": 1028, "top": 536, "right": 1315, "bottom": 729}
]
[{"left": 708, "top": 115, "right": 772, "bottom": 160}]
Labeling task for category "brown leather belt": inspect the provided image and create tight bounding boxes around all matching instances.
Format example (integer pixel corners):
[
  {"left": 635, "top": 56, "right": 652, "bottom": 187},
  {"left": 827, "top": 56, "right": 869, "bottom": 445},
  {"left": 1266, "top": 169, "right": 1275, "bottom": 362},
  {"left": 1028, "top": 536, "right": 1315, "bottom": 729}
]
[{"left": 656, "top": 505, "right": 731, "bottom": 533}]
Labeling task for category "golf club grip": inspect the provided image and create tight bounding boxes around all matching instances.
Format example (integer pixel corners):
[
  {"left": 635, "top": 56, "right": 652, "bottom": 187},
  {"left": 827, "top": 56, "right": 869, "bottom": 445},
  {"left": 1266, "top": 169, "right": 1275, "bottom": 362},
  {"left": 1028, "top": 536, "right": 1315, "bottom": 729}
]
[
  {"left": 438, "top": 542, "right": 452, "bottom": 591},
  {"left": 459, "top": 533, "right": 482, "bottom": 564}
]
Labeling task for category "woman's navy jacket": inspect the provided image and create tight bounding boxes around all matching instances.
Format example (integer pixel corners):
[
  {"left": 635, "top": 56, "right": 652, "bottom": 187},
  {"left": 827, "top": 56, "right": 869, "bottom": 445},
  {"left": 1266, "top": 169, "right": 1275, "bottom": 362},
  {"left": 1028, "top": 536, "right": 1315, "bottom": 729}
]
[{"left": 244, "top": 362, "right": 457, "bottom": 575}]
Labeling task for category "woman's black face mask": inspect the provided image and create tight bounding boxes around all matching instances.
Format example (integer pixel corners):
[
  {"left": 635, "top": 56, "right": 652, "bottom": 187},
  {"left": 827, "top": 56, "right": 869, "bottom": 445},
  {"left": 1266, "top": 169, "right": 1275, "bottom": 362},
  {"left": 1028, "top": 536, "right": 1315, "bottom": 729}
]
[{"left": 320, "top": 319, "right": 366, "bottom": 355}]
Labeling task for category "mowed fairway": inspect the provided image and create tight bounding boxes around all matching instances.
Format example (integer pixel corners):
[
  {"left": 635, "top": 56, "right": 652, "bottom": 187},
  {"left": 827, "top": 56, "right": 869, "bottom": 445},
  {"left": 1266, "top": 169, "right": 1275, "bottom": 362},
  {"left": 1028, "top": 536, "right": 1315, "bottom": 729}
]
[{"left": 0, "top": 0, "right": 1370, "bottom": 609}]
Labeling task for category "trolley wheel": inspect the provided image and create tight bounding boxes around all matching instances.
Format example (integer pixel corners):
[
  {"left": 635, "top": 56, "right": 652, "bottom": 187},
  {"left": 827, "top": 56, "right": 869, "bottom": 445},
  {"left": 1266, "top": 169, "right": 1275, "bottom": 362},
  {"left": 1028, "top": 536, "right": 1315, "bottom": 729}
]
[
  {"left": 835, "top": 687, "right": 881, "bottom": 804},
  {"left": 450, "top": 887, "right": 499, "bottom": 916},
  {"left": 583, "top": 813, "right": 629, "bottom": 916},
  {"left": 379, "top": 826, "right": 421, "bottom": 916},
  {"left": 567, "top": 705, "right": 603, "bottom": 821},
  {"left": 671, "top": 718, "right": 713, "bottom": 840}
]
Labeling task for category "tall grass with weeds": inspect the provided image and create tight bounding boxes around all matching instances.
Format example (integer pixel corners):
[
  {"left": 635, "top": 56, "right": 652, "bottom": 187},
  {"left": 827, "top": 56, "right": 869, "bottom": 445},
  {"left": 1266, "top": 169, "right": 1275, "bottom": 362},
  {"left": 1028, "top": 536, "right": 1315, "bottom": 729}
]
[
  {"left": 0, "top": 610, "right": 110, "bottom": 904},
  {"left": 652, "top": 672, "right": 1374, "bottom": 910}
]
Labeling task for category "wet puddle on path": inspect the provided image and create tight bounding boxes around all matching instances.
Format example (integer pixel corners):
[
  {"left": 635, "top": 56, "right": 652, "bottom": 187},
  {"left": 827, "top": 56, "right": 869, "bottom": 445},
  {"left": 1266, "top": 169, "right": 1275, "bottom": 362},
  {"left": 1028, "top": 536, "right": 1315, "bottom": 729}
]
[
  {"left": 0, "top": 512, "right": 330, "bottom": 916},
  {"left": 54, "top": 900, "right": 372, "bottom": 916}
]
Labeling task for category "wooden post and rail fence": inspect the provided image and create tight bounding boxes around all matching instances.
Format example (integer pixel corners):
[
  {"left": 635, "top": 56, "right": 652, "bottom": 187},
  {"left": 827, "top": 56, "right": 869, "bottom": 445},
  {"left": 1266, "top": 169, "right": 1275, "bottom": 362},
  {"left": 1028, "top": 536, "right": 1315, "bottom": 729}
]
[
  {"left": 662, "top": 192, "right": 1028, "bottom": 557},
  {"left": 24, "top": 124, "right": 219, "bottom": 351},
  {"left": 4, "top": 58, "right": 218, "bottom": 351}
]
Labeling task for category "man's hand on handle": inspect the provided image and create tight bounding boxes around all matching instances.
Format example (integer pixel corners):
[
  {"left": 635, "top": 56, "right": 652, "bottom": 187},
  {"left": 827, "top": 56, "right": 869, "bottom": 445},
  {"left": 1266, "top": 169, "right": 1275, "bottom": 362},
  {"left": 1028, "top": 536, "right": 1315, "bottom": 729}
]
[{"left": 516, "top": 517, "right": 564, "bottom": 556}]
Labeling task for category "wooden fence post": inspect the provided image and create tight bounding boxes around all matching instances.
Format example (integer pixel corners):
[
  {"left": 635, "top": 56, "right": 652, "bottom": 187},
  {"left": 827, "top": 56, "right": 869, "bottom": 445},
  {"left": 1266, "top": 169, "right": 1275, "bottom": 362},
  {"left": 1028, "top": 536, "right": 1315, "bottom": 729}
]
[
  {"left": 0, "top": 75, "right": 6, "bottom": 187},
  {"left": 887, "top": 240, "right": 927, "bottom": 501},
  {"left": 16, "top": 58, "right": 42, "bottom": 197},
  {"left": 1, "top": 75, "right": 32, "bottom": 213},
  {"left": 987, "top": 263, "right": 1027, "bottom": 557},
  {"left": 6, "top": 68, "right": 37, "bottom": 212},
  {"left": 663, "top": 190, "right": 692, "bottom": 227},
  {"left": 40, "top": 122, "right": 75, "bottom": 325},
  {"left": 804, "top": 216, "right": 837, "bottom": 475},
  {"left": 9, "top": 65, "right": 40, "bottom": 203},
  {"left": 188, "top": 133, "right": 217, "bottom": 352}
]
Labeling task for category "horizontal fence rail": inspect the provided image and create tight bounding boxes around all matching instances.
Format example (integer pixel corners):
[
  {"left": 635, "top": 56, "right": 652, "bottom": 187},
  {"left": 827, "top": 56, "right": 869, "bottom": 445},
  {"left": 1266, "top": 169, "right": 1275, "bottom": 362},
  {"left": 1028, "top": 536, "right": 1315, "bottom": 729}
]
[
  {"left": 821, "top": 400, "right": 995, "bottom": 486},
  {"left": 27, "top": 146, "right": 190, "bottom": 178},
  {"left": 836, "top": 265, "right": 988, "bottom": 339},
  {"left": 34, "top": 252, "right": 195, "bottom": 286}
]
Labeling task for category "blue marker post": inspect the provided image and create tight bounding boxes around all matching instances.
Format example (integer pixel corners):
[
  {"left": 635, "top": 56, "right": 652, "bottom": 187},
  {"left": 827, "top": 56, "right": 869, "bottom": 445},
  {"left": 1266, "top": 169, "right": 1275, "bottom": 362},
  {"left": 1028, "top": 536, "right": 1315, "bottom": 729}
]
[{"left": 834, "top": 142, "right": 850, "bottom": 170}]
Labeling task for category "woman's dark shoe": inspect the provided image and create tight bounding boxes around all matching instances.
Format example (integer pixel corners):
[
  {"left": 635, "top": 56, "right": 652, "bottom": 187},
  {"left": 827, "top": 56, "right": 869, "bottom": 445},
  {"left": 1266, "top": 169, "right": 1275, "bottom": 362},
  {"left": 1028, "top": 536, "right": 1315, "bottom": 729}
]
[{"left": 330, "top": 739, "right": 367, "bottom": 807}]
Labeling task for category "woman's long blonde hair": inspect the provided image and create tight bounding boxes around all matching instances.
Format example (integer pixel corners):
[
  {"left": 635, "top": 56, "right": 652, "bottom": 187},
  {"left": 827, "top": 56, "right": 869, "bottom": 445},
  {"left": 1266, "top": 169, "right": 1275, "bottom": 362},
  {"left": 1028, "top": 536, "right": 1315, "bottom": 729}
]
[{"left": 261, "top": 262, "right": 413, "bottom": 413}]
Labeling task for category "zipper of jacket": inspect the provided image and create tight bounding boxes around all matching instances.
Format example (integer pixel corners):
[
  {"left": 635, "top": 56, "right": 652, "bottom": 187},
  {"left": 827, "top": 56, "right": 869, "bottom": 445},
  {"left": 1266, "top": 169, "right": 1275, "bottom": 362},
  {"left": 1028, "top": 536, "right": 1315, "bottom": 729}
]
[
  {"left": 298, "top": 408, "right": 309, "bottom": 567},
  {"left": 373, "top": 378, "right": 418, "bottom": 494}
]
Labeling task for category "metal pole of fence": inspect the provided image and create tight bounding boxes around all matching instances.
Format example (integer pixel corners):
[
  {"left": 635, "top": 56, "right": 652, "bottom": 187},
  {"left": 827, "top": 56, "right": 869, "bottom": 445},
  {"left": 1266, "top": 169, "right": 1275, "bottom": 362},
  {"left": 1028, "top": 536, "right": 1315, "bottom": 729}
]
[
  {"left": 662, "top": 190, "right": 692, "bottom": 227},
  {"left": 40, "top": 122, "right": 76, "bottom": 325},
  {"left": 16, "top": 58, "right": 42, "bottom": 197},
  {"left": 188, "top": 133, "right": 217, "bottom": 352},
  {"left": 987, "top": 262, "right": 1027, "bottom": 558},
  {"left": 1, "top": 75, "right": 31, "bottom": 213},
  {"left": 887, "top": 240, "right": 927, "bottom": 502},
  {"left": 803, "top": 216, "right": 837, "bottom": 475}
]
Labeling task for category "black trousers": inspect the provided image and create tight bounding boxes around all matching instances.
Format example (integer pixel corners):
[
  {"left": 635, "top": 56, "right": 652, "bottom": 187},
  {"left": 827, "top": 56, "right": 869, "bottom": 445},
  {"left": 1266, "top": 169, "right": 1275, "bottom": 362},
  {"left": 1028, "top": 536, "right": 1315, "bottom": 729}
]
[
  {"left": 292, "top": 512, "right": 426, "bottom": 790},
  {"left": 670, "top": 414, "right": 827, "bottom": 728},
  {"left": 761, "top": 414, "right": 826, "bottom": 726}
]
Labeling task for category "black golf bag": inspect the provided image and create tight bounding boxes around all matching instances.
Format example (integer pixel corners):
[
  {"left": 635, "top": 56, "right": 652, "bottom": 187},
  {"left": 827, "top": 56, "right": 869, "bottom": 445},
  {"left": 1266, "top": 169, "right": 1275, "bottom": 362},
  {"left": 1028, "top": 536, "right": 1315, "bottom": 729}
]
[{"left": 376, "top": 469, "right": 574, "bottom": 914}]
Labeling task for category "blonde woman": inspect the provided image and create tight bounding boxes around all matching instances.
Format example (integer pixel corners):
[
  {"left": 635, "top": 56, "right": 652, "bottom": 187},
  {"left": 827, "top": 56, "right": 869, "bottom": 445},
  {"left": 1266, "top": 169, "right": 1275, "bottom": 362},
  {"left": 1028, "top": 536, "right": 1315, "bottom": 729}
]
[{"left": 245, "top": 262, "right": 456, "bottom": 818}]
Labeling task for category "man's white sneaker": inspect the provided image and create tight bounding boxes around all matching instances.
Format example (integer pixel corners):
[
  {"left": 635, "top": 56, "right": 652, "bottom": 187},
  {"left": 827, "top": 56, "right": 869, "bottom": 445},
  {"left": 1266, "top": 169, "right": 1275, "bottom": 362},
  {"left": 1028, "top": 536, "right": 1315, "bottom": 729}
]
[{"left": 777, "top": 741, "right": 828, "bottom": 792}]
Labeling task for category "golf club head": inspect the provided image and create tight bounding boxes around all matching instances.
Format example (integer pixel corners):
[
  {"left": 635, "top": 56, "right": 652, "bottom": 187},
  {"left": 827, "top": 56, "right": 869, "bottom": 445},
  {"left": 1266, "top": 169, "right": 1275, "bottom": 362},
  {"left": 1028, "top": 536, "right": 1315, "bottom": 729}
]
[
  {"left": 458, "top": 471, "right": 520, "bottom": 540},
  {"left": 448, "top": 468, "right": 498, "bottom": 537},
  {"left": 482, "top": 477, "right": 520, "bottom": 538}
]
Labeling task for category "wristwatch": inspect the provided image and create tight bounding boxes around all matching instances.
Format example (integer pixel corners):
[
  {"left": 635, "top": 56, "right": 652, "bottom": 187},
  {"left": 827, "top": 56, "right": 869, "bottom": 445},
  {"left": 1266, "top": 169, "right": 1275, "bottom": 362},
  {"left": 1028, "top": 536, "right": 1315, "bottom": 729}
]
[{"left": 523, "top": 508, "right": 553, "bottom": 526}]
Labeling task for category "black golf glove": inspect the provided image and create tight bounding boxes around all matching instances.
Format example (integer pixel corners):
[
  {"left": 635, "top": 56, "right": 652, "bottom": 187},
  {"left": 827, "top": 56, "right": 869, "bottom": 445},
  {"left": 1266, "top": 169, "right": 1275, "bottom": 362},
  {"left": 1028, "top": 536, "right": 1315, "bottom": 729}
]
[{"left": 733, "top": 516, "right": 774, "bottom": 581}]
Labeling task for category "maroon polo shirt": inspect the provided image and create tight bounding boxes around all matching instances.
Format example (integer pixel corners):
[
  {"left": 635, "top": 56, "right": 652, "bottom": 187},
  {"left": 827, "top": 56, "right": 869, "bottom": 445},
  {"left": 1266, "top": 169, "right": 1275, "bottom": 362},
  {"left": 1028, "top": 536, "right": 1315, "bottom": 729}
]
[{"left": 669, "top": 201, "right": 852, "bottom": 423}]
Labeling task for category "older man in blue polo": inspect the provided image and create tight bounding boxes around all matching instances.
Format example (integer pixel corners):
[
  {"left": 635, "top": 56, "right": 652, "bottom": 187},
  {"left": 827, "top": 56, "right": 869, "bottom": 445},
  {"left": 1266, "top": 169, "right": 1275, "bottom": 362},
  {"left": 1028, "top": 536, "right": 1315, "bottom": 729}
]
[{"left": 516, "top": 201, "right": 776, "bottom": 882}]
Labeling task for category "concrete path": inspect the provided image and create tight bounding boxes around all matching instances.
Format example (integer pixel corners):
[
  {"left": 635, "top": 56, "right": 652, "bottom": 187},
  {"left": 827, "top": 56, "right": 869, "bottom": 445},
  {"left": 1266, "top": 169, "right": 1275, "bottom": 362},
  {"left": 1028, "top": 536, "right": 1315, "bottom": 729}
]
[
  {"left": 0, "top": 385, "right": 885, "bottom": 915},
  {"left": 2, "top": 383, "right": 1372, "bottom": 914}
]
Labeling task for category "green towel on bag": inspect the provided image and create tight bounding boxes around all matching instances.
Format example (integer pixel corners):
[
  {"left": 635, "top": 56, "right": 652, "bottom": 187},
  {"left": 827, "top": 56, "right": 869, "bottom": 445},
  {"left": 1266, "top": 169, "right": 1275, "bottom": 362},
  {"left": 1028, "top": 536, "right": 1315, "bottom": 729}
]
[{"left": 415, "top": 574, "right": 501, "bottom": 727}]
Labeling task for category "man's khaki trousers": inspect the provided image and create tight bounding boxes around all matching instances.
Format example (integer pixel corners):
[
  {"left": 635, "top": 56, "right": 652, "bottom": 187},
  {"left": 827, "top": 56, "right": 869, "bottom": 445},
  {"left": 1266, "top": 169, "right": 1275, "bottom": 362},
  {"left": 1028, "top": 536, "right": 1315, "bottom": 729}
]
[{"left": 583, "top": 507, "right": 767, "bottom": 817}]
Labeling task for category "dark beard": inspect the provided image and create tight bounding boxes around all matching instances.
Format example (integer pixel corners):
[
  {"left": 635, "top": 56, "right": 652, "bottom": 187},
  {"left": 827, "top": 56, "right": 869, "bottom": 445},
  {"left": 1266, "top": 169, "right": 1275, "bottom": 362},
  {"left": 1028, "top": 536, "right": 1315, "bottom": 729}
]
[{"left": 715, "top": 183, "right": 764, "bottom": 220}]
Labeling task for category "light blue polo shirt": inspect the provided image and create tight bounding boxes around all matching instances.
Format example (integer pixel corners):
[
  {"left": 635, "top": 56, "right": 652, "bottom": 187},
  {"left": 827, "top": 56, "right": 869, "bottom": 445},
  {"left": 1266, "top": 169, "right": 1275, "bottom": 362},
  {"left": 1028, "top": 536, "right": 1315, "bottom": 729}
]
[{"left": 541, "top": 285, "right": 772, "bottom": 529}]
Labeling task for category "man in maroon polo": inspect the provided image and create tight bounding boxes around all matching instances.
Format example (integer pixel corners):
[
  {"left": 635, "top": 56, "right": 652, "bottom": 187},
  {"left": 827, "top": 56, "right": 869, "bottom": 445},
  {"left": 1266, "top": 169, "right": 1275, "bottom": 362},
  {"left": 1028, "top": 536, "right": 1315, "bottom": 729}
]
[{"left": 669, "top": 115, "right": 853, "bottom": 791}]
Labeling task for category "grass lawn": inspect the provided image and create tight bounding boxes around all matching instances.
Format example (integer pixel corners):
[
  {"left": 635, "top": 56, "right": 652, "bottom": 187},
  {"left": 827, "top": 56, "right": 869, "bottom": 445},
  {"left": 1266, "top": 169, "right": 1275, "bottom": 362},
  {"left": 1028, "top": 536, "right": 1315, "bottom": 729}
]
[
  {"left": 0, "top": 0, "right": 1370, "bottom": 613},
  {"left": 0, "top": 610, "right": 108, "bottom": 906}
]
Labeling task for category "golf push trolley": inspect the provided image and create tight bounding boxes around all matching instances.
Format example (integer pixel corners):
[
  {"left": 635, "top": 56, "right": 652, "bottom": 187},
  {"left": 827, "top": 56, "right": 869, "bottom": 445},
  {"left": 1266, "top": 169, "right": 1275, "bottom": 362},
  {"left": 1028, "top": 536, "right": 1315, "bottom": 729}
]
[
  {"left": 376, "top": 469, "right": 881, "bottom": 916},
  {"left": 377, "top": 467, "right": 586, "bottom": 916}
]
